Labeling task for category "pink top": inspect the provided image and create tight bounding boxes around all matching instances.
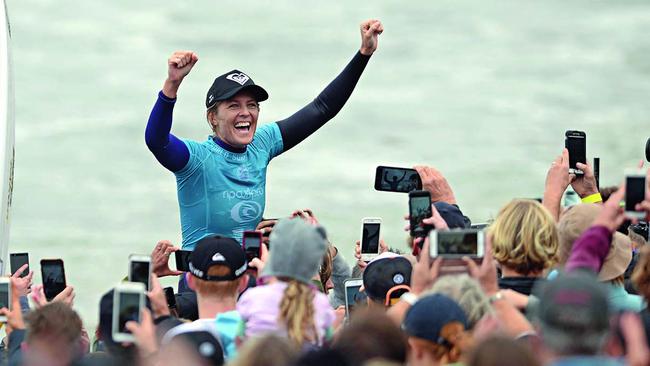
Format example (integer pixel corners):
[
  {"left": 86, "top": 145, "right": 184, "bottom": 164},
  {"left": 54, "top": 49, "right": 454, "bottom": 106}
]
[{"left": 237, "top": 281, "right": 335, "bottom": 344}]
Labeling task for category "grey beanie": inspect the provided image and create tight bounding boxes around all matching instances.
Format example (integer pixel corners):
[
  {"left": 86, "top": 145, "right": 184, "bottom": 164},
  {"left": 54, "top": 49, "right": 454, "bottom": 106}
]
[{"left": 262, "top": 218, "right": 328, "bottom": 284}]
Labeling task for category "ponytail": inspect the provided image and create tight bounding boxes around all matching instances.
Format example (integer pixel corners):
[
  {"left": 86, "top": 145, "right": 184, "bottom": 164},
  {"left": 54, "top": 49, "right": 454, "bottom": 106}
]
[{"left": 278, "top": 280, "right": 317, "bottom": 345}]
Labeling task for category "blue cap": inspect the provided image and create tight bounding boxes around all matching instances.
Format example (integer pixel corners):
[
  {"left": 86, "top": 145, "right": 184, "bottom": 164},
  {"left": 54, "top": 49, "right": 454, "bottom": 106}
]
[{"left": 402, "top": 294, "right": 468, "bottom": 344}]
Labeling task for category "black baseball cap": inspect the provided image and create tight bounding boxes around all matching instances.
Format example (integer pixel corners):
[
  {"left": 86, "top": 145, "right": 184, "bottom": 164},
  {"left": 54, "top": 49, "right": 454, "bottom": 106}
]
[
  {"left": 362, "top": 253, "right": 412, "bottom": 303},
  {"left": 205, "top": 70, "right": 268, "bottom": 108},
  {"left": 188, "top": 236, "right": 247, "bottom": 281},
  {"left": 402, "top": 294, "right": 468, "bottom": 343}
]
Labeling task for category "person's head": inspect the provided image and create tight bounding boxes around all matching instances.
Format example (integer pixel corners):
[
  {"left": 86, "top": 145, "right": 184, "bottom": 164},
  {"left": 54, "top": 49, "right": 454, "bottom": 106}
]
[
  {"left": 333, "top": 308, "right": 408, "bottom": 365},
  {"left": 362, "top": 253, "right": 412, "bottom": 307},
  {"left": 187, "top": 235, "right": 249, "bottom": 302},
  {"left": 402, "top": 294, "right": 471, "bottom": 366},
  {"left": 632, "top": 246, "right": 650, "bottom": 303},
  {"left": 98, "top": 289, "right": 138, "bottom": 363},
  {"left": 205, "top": 70, "right": 268, "bottom": 148},
  {"left": 24, "top": 302, "right": 84, "bottom": 366},
  {"left": 466, "top": 336, "right": 540, "bottom": 366},
  {"left": 227, "top": 334, "right": 299, "bottom": 366},
  {"left": 489, "top": 199, "right": 558, "bottom": 276},
  {"left": 557, "top": 204, "right": 632, "bottom": 282},
  {"left": 160, "top": 326, "right": 224, "bottom": 366},
  {"left": 264, "top": 218, "right": 329, "bottom": 345},
  {"left": 427, "top": 274, "right": 492, "bottom": 329},
  {"left": 534, "top": 271, "right": 610, "bottom": 357}
]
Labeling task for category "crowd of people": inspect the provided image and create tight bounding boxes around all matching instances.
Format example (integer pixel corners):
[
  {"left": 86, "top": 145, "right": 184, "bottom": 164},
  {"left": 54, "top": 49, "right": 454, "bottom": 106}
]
[{"left": 2, "top": 16, "right": 650, "bottom": 366}]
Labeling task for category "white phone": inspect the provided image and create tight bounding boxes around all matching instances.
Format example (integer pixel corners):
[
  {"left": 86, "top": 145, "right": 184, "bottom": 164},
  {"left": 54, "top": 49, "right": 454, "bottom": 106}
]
[
  {"left": 128, "top": 254, "right": 151, "bottom": 291},
  {"left": 0, "top": 277, "right": 10, "bottom": 322},
  {"left": 344, "top": 278, "right": 363, "bottom": 321},
  {"left": 429, "top": 229, "right": 485, "bottom": 258},
  {"left": 112, "top": 282, "right": 146, "bottom": 343},
  {"left": 360, "top": 217, "right": 382, "bottom": 262},
  {"left": 625, "top": 169, "right": 647, "bottom": 219}
]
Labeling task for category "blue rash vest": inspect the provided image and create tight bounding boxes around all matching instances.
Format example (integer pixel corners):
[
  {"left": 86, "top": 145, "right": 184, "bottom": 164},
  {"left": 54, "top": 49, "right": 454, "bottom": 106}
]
[{"left": 176, "top": 124, "right": 283, "bottom": 249}]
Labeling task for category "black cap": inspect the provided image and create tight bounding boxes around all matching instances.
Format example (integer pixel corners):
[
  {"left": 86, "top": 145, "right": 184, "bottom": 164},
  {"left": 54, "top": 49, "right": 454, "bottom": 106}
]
[
  {"left": 189, "top": 236, "right": 247, "bottom": 281},
  {"left": 362, "top": 254, "right": 412, "bottom": 303},
  {"left": 402, "top": 294, "right": 468, "bottom": 343},
  {"left": 173, "top": 330, "right": 225, "bottom": 366},
  {"left": 205, "top": 70, "right": 268, "bottom": 108}
]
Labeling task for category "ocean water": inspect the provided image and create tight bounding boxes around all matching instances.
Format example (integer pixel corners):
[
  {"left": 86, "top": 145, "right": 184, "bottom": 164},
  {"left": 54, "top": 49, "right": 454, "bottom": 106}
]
[{"left": 6, "top": 0, "right": 650, "bottom": 328}]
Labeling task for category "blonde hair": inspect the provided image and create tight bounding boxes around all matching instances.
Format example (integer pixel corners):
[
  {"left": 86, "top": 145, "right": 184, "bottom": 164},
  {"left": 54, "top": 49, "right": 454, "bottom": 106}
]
[
  {"left": 489, "top": 199, "right": 558, "bottom": 275},
  {"left": 228, "top": 334, "right": 298, "bottom": 366},
  {"left": 428, "top": 274, "right": 492, "bottom": 329},
  {"left": 278, "top": 279, "right": 318, "bottom": 346},
  {"left": 193, "top": 265, "right": 240, "bottom": 299}
]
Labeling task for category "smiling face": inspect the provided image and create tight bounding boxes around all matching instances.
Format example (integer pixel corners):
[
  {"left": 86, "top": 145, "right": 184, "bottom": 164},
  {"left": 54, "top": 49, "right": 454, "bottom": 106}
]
[{"left": 208, "top": 91, "right": 260, "bottom": 148}]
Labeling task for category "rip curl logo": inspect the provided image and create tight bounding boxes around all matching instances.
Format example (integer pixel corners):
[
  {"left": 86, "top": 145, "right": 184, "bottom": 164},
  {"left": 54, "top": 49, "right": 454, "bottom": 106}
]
[
  {"left": 208, "top": 94, "right": 214, "bottom": 103},
  {"left": 212, "top": 253, "right": 226, "bottom": 262},
  {"left": 222, "top": 187, "right": 264, "bottom": 201},
  {"left": 231, "top": 201, "right": 262, "bottom": 223},
  {"left": 226, "top": 73, "right": 250, "bottom": 86}
]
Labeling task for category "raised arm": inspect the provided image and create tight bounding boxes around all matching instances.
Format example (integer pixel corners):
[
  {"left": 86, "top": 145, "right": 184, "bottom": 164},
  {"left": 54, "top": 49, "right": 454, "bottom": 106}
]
[
  {"left": 145, "top": 51, "right": 198, "bottom": 172},
  {"left": 276, "top": 20, "right": 383, "bottom": 152}
]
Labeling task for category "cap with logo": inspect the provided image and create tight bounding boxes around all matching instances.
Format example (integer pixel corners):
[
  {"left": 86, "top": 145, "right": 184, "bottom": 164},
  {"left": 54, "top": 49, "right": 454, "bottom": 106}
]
[
  {"left": 206, "top": 70, "right": 268, "bottom": 109},
  {"left": 188, "top": 236, "right": 247, "bottom": 281},
  {"left": 163, "top": 322, "right": 225, "bottom": 366},
  {"left": 362, "top": 253, "right": 412, "bottom": 304}
]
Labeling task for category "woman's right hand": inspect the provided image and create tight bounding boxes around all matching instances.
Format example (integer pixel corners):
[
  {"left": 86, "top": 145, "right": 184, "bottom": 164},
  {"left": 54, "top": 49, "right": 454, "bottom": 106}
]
[{"left": 167, "top": 50, "right": 198, "bottom": 83}]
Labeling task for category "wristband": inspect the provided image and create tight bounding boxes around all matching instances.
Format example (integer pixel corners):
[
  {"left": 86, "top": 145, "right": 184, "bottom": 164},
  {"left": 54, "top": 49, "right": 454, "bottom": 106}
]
[
  {"left": 581, "top": 193, "right": 602, "bottom": 204},
  {"left": 488, "top": 291, "right": 504, "bottom": 304},
  {"left": 400, "top": 292, "right": 419, "bottom": 306}
]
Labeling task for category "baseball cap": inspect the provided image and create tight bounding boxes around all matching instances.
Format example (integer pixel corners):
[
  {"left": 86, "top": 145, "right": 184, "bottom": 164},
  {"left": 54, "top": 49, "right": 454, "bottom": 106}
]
[
  {"left": 434, "top": 202, "right": 471, "bottom": 229},
  {"left": 163, "top": 324, "right": 225, "bottom": 366},
  {"left": 557, "top": 204, "right": 632, "bottom": 281},
  {"left": 363, "top": 253, "right": 412, "bottom": 304},
  {"left": 402, "top": 294, "right": 468, "bottom": 344},
  {"left": 535, "top": 271, "right": 609, "bottom": 334},
  {"left": 262, "top": 218, "right": 329, "bottom": 284},
  {"left": 189, "top": 236, "right": 247, "bottom": 281},
  {"left": 206, "top": 70, "right": 268, "bottom": 108}
]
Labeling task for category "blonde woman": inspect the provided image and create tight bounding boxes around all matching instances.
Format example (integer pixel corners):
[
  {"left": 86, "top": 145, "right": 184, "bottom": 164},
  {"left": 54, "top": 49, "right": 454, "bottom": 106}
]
[
  {"left": 237, "top": 218, "right": 335, "bottom": 347},
  {"left": 490, "top": 199, "right": 559, "bottom": 295}
]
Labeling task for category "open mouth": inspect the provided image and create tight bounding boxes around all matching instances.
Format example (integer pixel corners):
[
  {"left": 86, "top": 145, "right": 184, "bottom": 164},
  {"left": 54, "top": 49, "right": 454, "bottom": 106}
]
[{"left": 234, "top": 122, "right": 251, "bottom": 133}]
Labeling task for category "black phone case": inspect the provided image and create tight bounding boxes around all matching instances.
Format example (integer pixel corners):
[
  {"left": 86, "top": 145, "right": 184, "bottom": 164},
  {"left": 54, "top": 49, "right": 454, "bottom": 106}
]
[
  {"left": 408, "top": 190, "right": 432, "bottom": 237},
  {"left": 375, "top": 166, "right": 422, "bottom": 193}
]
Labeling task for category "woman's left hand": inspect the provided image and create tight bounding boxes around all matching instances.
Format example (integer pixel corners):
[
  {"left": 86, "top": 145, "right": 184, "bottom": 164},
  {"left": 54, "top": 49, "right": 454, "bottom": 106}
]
[{"left": 360, "top": 19, "right": 383, "bottom": 56}]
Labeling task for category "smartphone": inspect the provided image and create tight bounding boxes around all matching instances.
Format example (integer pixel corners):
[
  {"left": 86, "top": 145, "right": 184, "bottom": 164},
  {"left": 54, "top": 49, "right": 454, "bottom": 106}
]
[
  {"left": 344, "top": 279, "right": 363, "bottom": 321},
  {"left": 470, "top": 223, "right": 489, "bottom": 230},
  {"left": 10, "top": 252, "right": 29, "bottom": 277},
  {"left": 243, "top": 231, "right": 262, "bottom": 263},
  {"left": 409, "top": 190, "right": 432, "bottom": 237},
  {"left": 112, "top": 282, "right": 145, "bottom": 343},
  {"left": 594, "top": 157, "right": 600, "bottom": 190},
  {"left": 174, "top": 250, "right": 192, "bottom": 272},
  {"left": 128, "top": 255, "right": 151, "bottom": 291},
  {"left": 565, "top": 130, "right": 586, "bottom": 175},
  {"left": 0, "top": 278, "right": 10, "bottom": 322},
  {"left": 163, "top": 286, "right": 177, "bottom": 309},
  {"left": 625, "top": 169, "right": 647, "bottom": 219},
  {"left": 429, "top": 229, "right": 485, "bottom": 258},
  {"left": 375, "top": 166, "right": 423, "bottom": 193},
  {"left": 645, "top": 137, "right": 650, "bottom": 163},
  {"left": 360, "top": 218, "right": 381, "bottom": 262},
  {"left": 40, "top": 259, "right": 66, "bottom": 301}
]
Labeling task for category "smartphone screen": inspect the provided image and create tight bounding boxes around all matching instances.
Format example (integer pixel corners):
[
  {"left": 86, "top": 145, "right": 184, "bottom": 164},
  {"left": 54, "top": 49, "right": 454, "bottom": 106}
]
[
  {"left": 361, "top": 223, "right": 380, "bottom": 254},
  {"left": 164, "top": 287, "right": 176, "bottom": 309},
  {"left": 130, "top": 261, "right": 150, "bottom": 290},
  {"left": 344, "top": 282, "right": 363, "bottom": 319},
  {"left": 118, "top": 292, "right": 141, "bottom": 333},
  {"left": 626, "top": 176, "right": 646, "bottom": 212},
  {"left": 438, "top": 231, "right": 478, "bottom": 256},
  {"left": 10, "top": 253, "right": 29, "bottom": 277},
  {"left": 174, "top": 250, "right": 192, "bottom": 272},
  {"left": 566, "top": 133, "right": 586, "bottom": 171},
  {"left": 244, "top": 232, "right": 261, "bottom": 262},
  {"left": 41, "top": 260, "right": 66, "bottom": 301},
  {"left": 410, "top": 194, "right": 432, "bottom": 236},
  {"left": 375, "top": 166, "right": 422, "bottom": 193},
  {"left": 0, "top": 283, "right": 9, "bottom": 309}
]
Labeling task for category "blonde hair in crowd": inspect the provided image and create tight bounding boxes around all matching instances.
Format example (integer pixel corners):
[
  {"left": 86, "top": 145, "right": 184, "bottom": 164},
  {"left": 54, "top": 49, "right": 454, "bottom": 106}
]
[
  {"left": 489, "top": 199, "right": 558, "bottom": 275},
  {"left": 427, "top": 274, "right": 492, "bottom": 328},
  {"left": 278, "top": 279, "right": 318, "bottom": 345}
]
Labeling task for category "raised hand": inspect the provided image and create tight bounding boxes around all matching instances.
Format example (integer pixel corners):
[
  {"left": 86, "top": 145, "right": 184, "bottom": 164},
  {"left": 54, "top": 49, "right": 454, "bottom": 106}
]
[
  {"left": 593, "top": 185, "right": 626, "bottom": 232},
  {"left": 151, "top": 240, "right": 183, "bottom": 277},
  {"left": 10, "top": 264, "right": 33, "bottom": 297},
  {"left": 359, "top": 19, "right": 383, "bottom": 56},
  {"left": 414, "top": 166, "right": 456, "bottom": 204},
  {"left": 167, "top": 50, "right": 198, "bottom": 82},
  {"left": 571, "top": 162, "right": 599, "bottom": 199}
]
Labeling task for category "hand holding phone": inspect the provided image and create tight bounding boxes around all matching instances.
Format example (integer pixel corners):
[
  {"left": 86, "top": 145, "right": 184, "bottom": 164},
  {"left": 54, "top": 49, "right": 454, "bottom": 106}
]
[
  {"left": 174, "top": 250, "right": 192, "bottom": 272},
  {"left": 112, "top": 282, "right": 145, "bottom": 343},
  {"left": 429, "top": 229, "right": 485, "bottom": 258},
  {"left": 10, "top": 253, "right": 29, "bottom": 278},
  {"left": 375, "top": 166, "right": 422, "bottom": 193},
  {"left": 243, "top": 231, "right": 263, "bottom": 263},
  {"left": 344, "top": 279, "right": 363, "bottom": 321},
  {"left": 128, "top": 255, "right": 151, "bottom": 291},
  {"left": 409, "top": 190, "right": 433, "bottom": 237},
  {"left": 0, "top": 278, "right": 11, "bottom": 322},
  {"left": 625, "top": 169, "right": 647, "bottom": 219}
]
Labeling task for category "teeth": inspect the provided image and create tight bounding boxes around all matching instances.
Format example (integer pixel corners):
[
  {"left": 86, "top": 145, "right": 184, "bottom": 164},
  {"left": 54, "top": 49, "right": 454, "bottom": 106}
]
[{"left": 235, "top": 122, "right": 251, "bottom": 128}]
